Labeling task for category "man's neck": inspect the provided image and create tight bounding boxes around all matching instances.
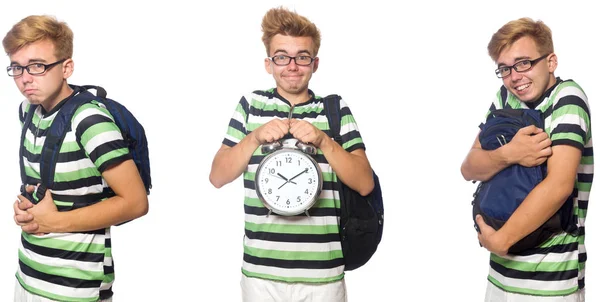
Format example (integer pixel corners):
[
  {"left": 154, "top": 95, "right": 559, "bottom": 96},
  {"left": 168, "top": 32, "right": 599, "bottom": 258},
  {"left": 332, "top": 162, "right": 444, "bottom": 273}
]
[
  {"left": 41, "top": 82, "right": 74, "bottom": 112},
  {"left": 276, "top": 88, "right": 311, "bottom": 106}
]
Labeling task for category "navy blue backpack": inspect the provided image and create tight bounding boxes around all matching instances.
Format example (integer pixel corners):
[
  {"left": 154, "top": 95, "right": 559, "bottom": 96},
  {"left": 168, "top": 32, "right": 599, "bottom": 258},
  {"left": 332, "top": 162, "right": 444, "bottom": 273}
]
[
  {"left": 323, "top": 95, "right": 384, "bottom": 271},
  {"left": 472, "top": 108, "right": 577, "bottom": 254},
  {"left": 20, "top": 85, "right": 152, "bottom": 206}
]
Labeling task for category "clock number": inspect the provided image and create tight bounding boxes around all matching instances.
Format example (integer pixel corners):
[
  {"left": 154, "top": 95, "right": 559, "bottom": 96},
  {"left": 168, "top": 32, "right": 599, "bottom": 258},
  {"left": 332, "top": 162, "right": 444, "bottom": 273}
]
[
  {"left": 304, "top": 189, "right": 309, "bottom": 194},
  {"left": 286, "top": 199, "right": 290, "bottom": 205},
  {"left": 297, "top": 196, "right": 301, "bottom": 202},
  {"left": 286, "top": 157, "right": 292, "bottom": 163},
  {"left": 308, "top": 178, "right": 313, "bottom": 184},
  {"left": 268, "top": 188, "right": 272, "bottom": 194},
  {"left": 264, "top": 178, "right": 269, "bottom": 183},
  {"left": 269, "top": 168, "right": 275, "bottom": 174},
  {"left": 276, "top": 196, "right": 280, "bottom": 201},
  {"left": 276, "top": 160, "right": 282, "bottom": 166}
]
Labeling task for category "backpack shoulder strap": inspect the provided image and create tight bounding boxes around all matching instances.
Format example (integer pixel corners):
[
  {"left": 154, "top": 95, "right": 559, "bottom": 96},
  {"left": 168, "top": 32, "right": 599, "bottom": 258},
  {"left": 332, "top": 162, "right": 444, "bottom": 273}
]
[
  {"left": 322, "top": 95, "right": 343, "bottom": 144},
  {"left": 20, "top": 103, "right": 38, "bottom": 186},
  {"left": 36, "top": 87, "right": 97, "bottom": 199}
]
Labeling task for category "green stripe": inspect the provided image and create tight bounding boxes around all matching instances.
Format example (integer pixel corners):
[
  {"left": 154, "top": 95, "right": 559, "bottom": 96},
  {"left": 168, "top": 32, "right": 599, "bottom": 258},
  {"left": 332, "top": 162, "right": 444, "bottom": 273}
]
[
  {"left": 80, "top": 122, "right": 120, "bottom": 147},
  {"left": 488, "top": 275, "right": 578, "bottom": 296},
  {"left": 577, "top": 182, "right": 592, "bottom": 192},
  {"left": 60, "top": 141, "right": 82, "bottom": 153},
  {"left": 16, "top": 275, "right": 99, "bottom": 302},
  {"left": 94, "top": 148, "right": 129, "bottom": 168},
  {"left": 54, "top": 200, "right": 74, "bottom": 207},
  {"left": 491, "top": 254, "right": 579, "bottom": 272},
  {"left": 227, "top": 126, "right": 246, "bottom": 141},
  {"left": 24, "top": 166, "right": 40, "bottom": 179},
  {"left": 537, "top": 233, "right": 579, "bottom": 248},
  {"left": 18, "top": 250, "right": 104, "bottom": 281},
  {"left": 244, "top": 246, "right": 343, "bottom": 261},
  {"left": 55, "top": 167, "right": 101, "bottom": 182},
  {"left": 245, "top": 221, "right": 338, "bottom": 234},
  {"left": 581, "top": 156, "right": 593, "bottom": 165},
  {"left": 342, "top": 137, "right": 364, "bottom": 150},
  {"left": 242, "top": 269, "right": 344, "bottom": 284},
  {"left": 22, "top": 232, "right": 105, "bottom": 253}
]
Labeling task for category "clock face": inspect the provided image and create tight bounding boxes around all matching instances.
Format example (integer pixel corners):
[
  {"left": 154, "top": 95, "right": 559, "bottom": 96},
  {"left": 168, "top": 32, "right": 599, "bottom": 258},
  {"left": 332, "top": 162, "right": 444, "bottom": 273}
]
[{"left": 255, "top": 148, "right": 322, "bottom": 215}]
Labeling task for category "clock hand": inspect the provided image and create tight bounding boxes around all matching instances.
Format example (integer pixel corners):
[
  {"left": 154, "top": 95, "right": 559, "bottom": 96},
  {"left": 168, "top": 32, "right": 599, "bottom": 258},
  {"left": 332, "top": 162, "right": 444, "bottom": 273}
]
[
  {"left": 271, "top": 173, "right": 296, "bottom": 184},
  {"left": 288, "top": 168, "right": 309, "bottom": 183}
]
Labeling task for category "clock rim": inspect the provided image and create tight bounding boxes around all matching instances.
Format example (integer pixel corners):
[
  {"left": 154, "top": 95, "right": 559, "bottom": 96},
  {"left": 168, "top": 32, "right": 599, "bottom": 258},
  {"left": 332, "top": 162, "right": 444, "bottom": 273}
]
[{"left": 255, "top": 148, "right": 323, "bottom": 216}]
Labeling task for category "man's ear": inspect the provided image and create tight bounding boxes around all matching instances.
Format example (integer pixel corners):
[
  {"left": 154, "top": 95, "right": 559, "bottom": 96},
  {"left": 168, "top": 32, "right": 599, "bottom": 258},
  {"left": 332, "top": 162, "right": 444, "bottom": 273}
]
[
  {"left": 312, "top": 57, "right": 319, "bottom": 73},
  {"left": 547, "top": 53, "right": 558, "bottom": 73},
  {"left": 264, "top": 57, "right": 273, "bottom": 75},
  {"left": 62, "top": 58, "right": 74, "bottom": 79}
]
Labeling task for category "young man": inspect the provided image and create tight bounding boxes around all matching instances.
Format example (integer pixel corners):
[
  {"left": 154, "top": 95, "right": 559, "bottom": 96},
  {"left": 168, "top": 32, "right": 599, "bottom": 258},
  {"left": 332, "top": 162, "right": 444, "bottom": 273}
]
[
  {"left": 4, "top": 15, "right": 148, "bottom": 301},
  {"left": 461, "top": 18, "right": 592, "bottom": 301},
  {"left": 209, "top": 7, "right": 374, "bottom": 302}
]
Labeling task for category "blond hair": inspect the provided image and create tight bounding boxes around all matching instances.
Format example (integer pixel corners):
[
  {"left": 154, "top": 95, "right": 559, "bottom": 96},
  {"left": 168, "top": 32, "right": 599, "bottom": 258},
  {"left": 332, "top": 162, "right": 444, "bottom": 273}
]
[
  {"left": 261, "top": 7, "right": 321, "bottom": 56},
  {"left": 3, "top": 15, "right": 73, "bottom": 59},
  {"left": 488, "top": 17, "right": 553, "bottom": 62}
]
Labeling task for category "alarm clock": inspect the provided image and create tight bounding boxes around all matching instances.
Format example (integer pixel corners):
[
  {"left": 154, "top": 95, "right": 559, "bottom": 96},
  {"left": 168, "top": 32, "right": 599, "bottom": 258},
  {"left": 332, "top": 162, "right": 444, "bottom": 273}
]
[{"left": 255, "top": 138, "right": 323, "bottom": 216}]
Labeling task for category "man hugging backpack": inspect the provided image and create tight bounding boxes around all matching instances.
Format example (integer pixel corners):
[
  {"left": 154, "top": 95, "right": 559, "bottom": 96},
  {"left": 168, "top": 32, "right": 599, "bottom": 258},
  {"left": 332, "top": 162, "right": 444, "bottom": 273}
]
[{"left": 471, "top": 108, "right": 578, "bottom": 254}]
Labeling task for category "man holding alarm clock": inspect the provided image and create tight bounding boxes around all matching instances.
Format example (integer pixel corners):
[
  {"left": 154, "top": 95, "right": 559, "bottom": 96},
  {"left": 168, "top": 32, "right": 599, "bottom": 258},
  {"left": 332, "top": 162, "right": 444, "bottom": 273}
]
[{"left": 209, "top": 6, "right": 374, "bottom": 302}]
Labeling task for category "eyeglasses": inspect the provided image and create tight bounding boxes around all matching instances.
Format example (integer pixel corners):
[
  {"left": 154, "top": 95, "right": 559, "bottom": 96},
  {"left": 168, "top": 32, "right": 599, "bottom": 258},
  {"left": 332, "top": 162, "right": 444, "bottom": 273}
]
[
  {"left": 269, "top": 54, "right": 315, "bottom": 66},
  {"left": 6, "top": 59, "right": 66, "bottom": 77},
  {"left": 495, "top": 54, "right": 549, "bottom": 78}
]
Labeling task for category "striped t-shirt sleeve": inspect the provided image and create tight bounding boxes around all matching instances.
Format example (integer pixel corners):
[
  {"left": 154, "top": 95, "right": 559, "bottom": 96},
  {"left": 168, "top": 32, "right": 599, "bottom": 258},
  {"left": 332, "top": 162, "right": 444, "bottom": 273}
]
[
  {"left": 72, "top": 102, "right": 131, "bottom": 173},
  {"left": 223, "top": 96, "right": 250, "bottom": 147},
  {"left": 338, "top": 98, "right": 365, "bottom": 153},
  {"left": 549, "top": 85, "right": 590, "bottom": 151}
]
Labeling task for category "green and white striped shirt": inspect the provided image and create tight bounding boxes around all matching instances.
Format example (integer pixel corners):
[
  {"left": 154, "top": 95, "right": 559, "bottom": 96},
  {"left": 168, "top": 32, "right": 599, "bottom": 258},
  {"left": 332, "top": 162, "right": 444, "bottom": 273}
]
[
  {"left": 17, "top": 89, "right": 131, "bottom": 302},
  {"left": 223, "top": 88, "right": 365, "bottom": 283},
  {"left": 483, "top": 78, "right": 593, "bottom": 296}
]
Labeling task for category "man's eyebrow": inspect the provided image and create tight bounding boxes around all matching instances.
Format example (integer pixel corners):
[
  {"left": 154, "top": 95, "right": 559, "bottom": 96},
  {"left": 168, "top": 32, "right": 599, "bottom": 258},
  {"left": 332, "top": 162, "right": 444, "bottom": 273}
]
[
  {"left": 272, "top": 49, "right": 312, "bottom": 56},
  {"left": 9, "top": 58, "right": 47, "bottom": 65}
]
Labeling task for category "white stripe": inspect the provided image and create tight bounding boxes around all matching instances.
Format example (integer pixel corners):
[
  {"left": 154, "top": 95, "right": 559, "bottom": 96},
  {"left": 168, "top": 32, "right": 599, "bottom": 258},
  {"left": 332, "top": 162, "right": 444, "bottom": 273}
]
[
  {"left": 51, "top": 184, "right": 106, "bottom": 196},
  {"left": 19, "top": 244, "right": 103, "bottom": 273},
  {"left": 549, "top": 114, "right": 588, "bottom": 133},
  {"left": 25, "top": 231, "right": 107, "bottom": 246},
  {"left": 577, "top": 191, "right": 590, "bottom": 202},
  {"left": 245, "top": 213, "right": 339, "bottom": 226},
  {"left": 55, "top": 158, "right": 96, "bottom": 173},
  {"left": 25, "top": 130, "right": 45, "bottom": 147},
  {"left": 578, "top": 164, "right": 593, "bottom": 174},
  {"left": 243, "top": 261, "right": 343, "bottom": 279},
  {"left": 245, "top": 237, "right": 341, "bottom": 252},
  {"left": 17, "top": 267, "right": 98, "bottom": 299},
  {"left": 556, "top": 85, "right": 587, "bottom": 102},
  {"left": 489, "top": 267, "right": 577, "bottom": 291},
  {"left": 84, "top": 130, "right": 124, "bottom": 154}
]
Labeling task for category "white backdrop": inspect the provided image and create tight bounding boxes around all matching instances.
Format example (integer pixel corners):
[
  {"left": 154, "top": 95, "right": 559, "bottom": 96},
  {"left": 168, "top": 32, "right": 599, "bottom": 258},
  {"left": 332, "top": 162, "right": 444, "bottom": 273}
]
[{"left": 0, "top": 1, "right": 598, "bottom": 301}]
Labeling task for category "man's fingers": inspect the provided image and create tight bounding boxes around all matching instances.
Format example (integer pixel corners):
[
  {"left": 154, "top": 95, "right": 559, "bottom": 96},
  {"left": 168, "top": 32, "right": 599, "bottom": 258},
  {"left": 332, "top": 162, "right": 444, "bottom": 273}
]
[
  {"left": 25, "top": 185, "right": 36, "bottom": 194},
  {"left": 517, "top": 125, "right": 539, "bottom": 135},
  {"left": 21, "top": 223, "right": 39, "bottom": 234},
  {"left": 14, "top": 213, "right": 34, "bottom": 224},
  {"left": 16, "top": 196, "right": 35, "bottom": 211}
]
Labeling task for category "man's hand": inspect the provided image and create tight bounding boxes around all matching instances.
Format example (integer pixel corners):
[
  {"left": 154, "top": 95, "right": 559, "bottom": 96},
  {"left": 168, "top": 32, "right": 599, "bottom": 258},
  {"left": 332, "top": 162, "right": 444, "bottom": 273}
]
[
  {"left": 14, "top": 185, "right": 35, "bottom": 228},
  {"left": 18, "top": 188, "right": 57, "bottom": 235},
  {"left": 251, "top": 119, "right": 290, "bottom": 145},
  {"left": 506, "top": 125, "right": 552, "bottom": 167},
  {"left": 476, "top": 215, "right": 509, "bottom": 256},
  {"left": 289, "top": 119, "right": 326, "bottom": 147}
]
